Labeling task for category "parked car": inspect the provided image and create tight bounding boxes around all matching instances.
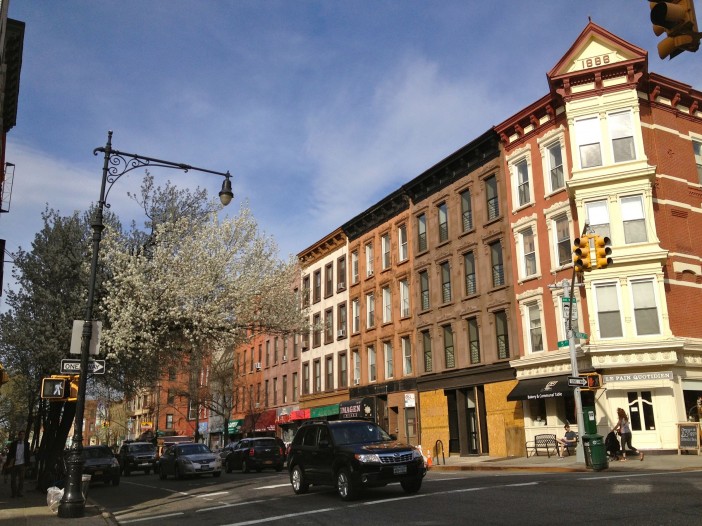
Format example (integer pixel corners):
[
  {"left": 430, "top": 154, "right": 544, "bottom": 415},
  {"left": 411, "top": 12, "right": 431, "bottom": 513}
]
[
  {"left": 118, "top": 441, "right": 157, "bottom": 476},
  {"left": 287, "top": 419, "right": 426, "bottom": 501},
  {"left": 80, "top": 445, "right": 121, "bottom": 486},
  {"left": 158, "top": 443, "right": 221, "bottom": 479},
  {"left": 218, "top": 441, "right": 239, "bottom": 462},
  {"left": 224, "top": 437, "right": 284, "bottom": 473}
]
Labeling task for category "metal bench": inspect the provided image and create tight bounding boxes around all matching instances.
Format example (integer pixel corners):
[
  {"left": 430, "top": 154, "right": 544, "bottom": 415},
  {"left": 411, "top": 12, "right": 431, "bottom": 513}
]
[{"left": 525, "top": 433, "right": 558, "bottom": 458}]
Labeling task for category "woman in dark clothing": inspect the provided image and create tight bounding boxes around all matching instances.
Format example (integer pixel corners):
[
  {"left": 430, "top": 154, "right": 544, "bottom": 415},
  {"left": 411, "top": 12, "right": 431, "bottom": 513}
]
[{"left": 613, "top": 408, "right": 644, "bottom": 461}]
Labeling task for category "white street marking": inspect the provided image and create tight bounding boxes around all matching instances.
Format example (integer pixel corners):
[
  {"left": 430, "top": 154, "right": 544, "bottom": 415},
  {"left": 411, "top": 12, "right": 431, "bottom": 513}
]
[
  {"left": 197, "top": 499, "right": 270, "bottom": 513},
  {"left": 120, "top": 512, "right": 184, "bottom": 524}
]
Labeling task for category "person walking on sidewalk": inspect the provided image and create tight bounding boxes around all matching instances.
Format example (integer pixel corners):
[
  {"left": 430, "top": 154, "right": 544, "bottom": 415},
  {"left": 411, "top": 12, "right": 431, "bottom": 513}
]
[
  {"left": 6, "top": 430, "right": 30, "bottom": 497},
  {"left": 613, "top": 408, "right": 644, "bottom": 461}
]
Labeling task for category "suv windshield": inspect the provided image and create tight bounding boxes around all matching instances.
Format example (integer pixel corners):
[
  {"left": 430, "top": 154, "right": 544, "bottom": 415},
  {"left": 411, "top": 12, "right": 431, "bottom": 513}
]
[
  {"left": 330, "top": 422, "right": 391, "bottom": 445},
  {"left": 178, "top": 444, "right": 210, "bottom": 455},
  {"left": 130, "top": 444, "right": 155, "bottom": 453}
]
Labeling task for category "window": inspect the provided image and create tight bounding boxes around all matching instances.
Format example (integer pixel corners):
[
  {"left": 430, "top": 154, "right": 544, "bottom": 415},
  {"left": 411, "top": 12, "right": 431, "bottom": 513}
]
[
  {"left": 515, "top": 159, "right": 530, "bottom": 207},
  {"left": 527, "top": 303, "right": 543, "bottom": 353},
  {"left": 631, "top": 279, "right": 660, "bottom": 335},
  {"left": 610, "top": 110, "right": 635, "bottom": 163},
  {"left": 313, "top": 359, "right": 321, "bottom": 393},
  {"left": 402, "top": 336, "right": 412, "bottom": 375},
  {"left": 302, "top": 275, "right": 310, "bottom": 307},
  {"left": 303, "top": 363, "right": 310, "bottom": 395},
  {"left": 282, "top": 375, "right": 288, "bottom": 404},
  {"left": 547, "top": 142, "right": 564, "bottom": 191},
  {"left": 595, "top": 282, "right": 623, "bottom": 338},
  {"left": 339, "top": 353, "right": 348, "bottom": 388},
  {"left": 365, "top": 243, "right": 374, "bottom": 276},
  {"left": 485, "top": 175, "right": 499, "bottom": 221},
  {"left": 460, "top": 189, "right": 473, "bottom": 232},
  {"left": 521, "top": 228, "right": 537, "bottom": 277},
  {"left": 467, "top": 317, "right": 480, "bottom": 364},
  {"left": 463, "top": 251, "right": 476, "bottom": 295},
  {"left": 398, "top": 224, "right": 408, "bottom": 261},
  {"left": 417, "top": 213, "right": 427, "bottom": 252},
  {"left": 274, "top": 337, "right": 279, "bottom": 364},
  {"left": 351, "top": 251, "right": 359, "bottom": 283},
  {"left": 366, "top": 292, "right": 375, "bottom": 329},
  {"left": 576, "top": 116, "right": 602, "bottom": 168},
  {"left": 313, "top": 270, "right": 321, "bottom": 303},
  {"left": 324, "top": 308, "right": 334, "bottom": 343},
  {"left": 353, "top": 350, "right": 361, "bottom": 384},
  {"left": 273, "top": 377, "right": 278, "bottom": 405},
  {"left": 166, "top": 414, "right": 173, "bottom": 429},
  {"left": 384, "top": 341, "right": 394, "bottom": 379},
  {"left": 440, "top": 261, "right": 452, "bottom": 303},
  {"left": 554, "top": 215, "right": 571, "bottom": 267},
  {"left": 438, "top": 202, "right": 449, "bottom": 242},
  {"left": 422, "top": 330, "right": 432, "bottom": 373},
  {"left": 266, "top": 340, "right": 271, "bottom": 366},
  {"left": 381, "top": 233, "right": 391, "bottom": 269},
  {"left": 382, "top": 286, "right": 392, "bottom": 323},
  {"left": 621, "top": 195, "right": 647, "bottom": 244},
  {"left": 313, "top": 313, "right": 322, "bottom": 347},
  {"left": 325, "top": 356, "right": 334, "bottom": 391},
  {"left": 490, "top": 240, "right": 504, "bottom": 287},
  {"left": 400, "top": 279, "right": 410, "bottom": 317},
  {"left": 325, "top": 263, "right": 333, "bottom": 297},
  {"left": 167, "top": 389, "right": 175, "bottom": 404},
  {"left": 352, "top": 298, "right": 360, "bottom": 333},
  {"left": 443, "top": 325, "right": 455, "bottom": 368},
  {"left": 694, "top": 140, "right": 702, "bottom": 183},
  {"left": 627, "top": 391, "right": 656, "bottom": 432},
  {"left": 419, "top": 270, "right": 430, "bottom": 310},
  {"left": 337, "top": 256, "right": 347, "bottom": 290},
  {"left": 293, "top": 372, "right": 299, "bottom": 402},
  {"left": 495, "top": 310, "right": 509, "bottom": 359},
  {"left": 338, "top": 302, "right": 347, "bottom": 337},
  {"left": 368, "top": 346, "right": 376, "bottom": 382},
  {"left": 586, "top": 200, "right": 610, "bottom": 239}
]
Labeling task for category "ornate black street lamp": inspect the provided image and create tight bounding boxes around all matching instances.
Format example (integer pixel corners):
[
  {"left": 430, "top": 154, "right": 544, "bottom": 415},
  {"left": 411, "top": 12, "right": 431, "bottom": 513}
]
[{"left": 58, "top": 130, "right": 233, "bottom": 518}]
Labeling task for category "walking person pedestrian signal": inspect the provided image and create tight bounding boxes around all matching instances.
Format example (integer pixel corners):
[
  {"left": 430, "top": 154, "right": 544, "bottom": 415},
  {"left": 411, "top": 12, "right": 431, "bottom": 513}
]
[{"left": 41, "top": 378, "right": 67, "bottom": 399}]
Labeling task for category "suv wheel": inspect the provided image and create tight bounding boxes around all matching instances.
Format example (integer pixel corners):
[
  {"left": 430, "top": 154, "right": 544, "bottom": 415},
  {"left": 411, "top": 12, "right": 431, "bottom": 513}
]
[
  {"left": 242, "top": 459, "right": 251, "bottom": 474},
  {"left": 226, "top": 459, "right": 233, "bottom": 473},
  {"left": 336, "top": 468, "right": 358, "bottom": 501},
  {"left": 290, "top": 465, "right": 309, "bottom": 494},
  {"left": 400, "top": 477, "right": 422, "bottom": 494}
]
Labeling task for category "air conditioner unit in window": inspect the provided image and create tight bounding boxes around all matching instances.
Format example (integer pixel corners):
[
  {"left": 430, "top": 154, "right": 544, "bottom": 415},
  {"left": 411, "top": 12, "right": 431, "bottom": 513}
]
[
  {"left": 282, "top": 355, "right": 288, "bottom": 362},
  {"left": 337, "top": 329, "right": 346, "bottom": 338},
  {"left": 254, "top": 362, "right": 262, "bottom": 370},
  {"left": 353, "top": 378, "right": 360, "bottom": 385},
  {"left": 337, "top": 282, "right": 346, "bottom": 291},
  {"left": 367, "top": 270, "right": 374, "bottom": 277}
]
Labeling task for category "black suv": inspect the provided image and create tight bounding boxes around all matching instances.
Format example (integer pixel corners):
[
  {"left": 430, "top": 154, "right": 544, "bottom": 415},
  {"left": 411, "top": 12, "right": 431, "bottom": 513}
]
[
  {"left": 118, "top": 441, "right": 157, "bottom": 475},
  {"left": 287, "top": 419, "right": 426, "bottom": 501},
  {"left": 225, "top": 437, "right": 285, "bottom": 473}
]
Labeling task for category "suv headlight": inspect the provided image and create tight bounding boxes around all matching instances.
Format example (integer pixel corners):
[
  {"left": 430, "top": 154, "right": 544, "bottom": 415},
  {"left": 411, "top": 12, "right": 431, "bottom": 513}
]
[
  {"left": 354, "top": 453, "right": 381, "bottom": 463},
  {"left": 412, "top": 448, "right": 423, "bottom": 460}
]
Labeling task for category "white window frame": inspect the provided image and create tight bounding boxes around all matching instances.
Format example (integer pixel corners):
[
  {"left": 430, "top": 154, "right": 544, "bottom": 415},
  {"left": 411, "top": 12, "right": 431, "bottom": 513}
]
[
  {"left": 352, "top": 298, "right": 360, "bottom": 333},
  {"left": 621, "top": 195, "right": 647, "bottom": 244},
  {"left": 384, "top": 341, "right": 394, "bottom": 379},
  {"left": 438, "top": 202, "right": 449, "bottom": 242},
  {"left": 381, "top": 233, "right": 391, "bottom": 270},
  {"left": 520, "top": 227, "right": 537, "bottom": 278},
  {"left": 694, "top": 139, "right": 702, "bottom": 184},
  {"left": 366, "top": 292, "right": 375, "bottom": 329},
  {"left": 586, "top": 199, "right": 611, "bottom": 239},
  {"left": 353, "top": 350, "right": 360, "bottom": 384},
  {"left": 351, "top": 251, "right": 359, "bottom": 284},
  {"left": 382, "top": 285, "right": 392, "bottom": 323},
  {"left": 460, "top": 188, "right": 473, "bottom": 232},
  {"left": 368, "top": 346, "right": 376, "bottom": 382},
  {"left": 526, "top": 302, "right": 544, "bottom": 353},
  {"left": 365, "top": 242, "right": 374, "bottom": 276},
  {"left": 515, "top": 158, "right": 531, "bottom": 207},
  {"left": 402, "top": 336, "right": 412, "bottom": 375},
  {"left": 545, "top": 140, "right": 565, "bottom": 192},
  {"left": 552, "top": 213, "right": 571, "bottom": 268},
  {"left": 398, "top": 224, "right": 408, "bottom": 262},
  {"left": 400, "top": 279, "right": 410, "bottom": 318},
  {"left": 575, "top": 116, "right": 603, "bottom": 169},
  {"left": 593, "top": 281, "right": 624, "bottom": 339},
  {"left": 629, "top": 277, "right": 661, "bottom": 336},
  {"left": 609, "top": 109, "right": 636, "bottom": 163}
]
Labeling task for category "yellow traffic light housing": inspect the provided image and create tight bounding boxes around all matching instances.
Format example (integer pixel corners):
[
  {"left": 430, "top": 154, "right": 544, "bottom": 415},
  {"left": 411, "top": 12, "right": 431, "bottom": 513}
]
[
  {"left": 650, "top": 0, "right": 700, "bottom": 59},
  {"left": 41, "top": 377, "right": 68, "bottom": 400},
  {"left": 67, "top": 376, "right": 79, "bottom": 401},
  {"left": 583, "top": 373, "right": 603, "bottom": 390},
  {"left": 594, "top": 235, "right": 613, "bottom": 269},
  {"left": 573, "top": 235, "right": 592, "bottom": 273}
]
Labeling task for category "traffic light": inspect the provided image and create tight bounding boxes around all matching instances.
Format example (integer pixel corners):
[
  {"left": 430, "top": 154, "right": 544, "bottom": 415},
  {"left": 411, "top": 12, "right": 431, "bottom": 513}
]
[
  {"left": 573, "top": 235, "right": 592, "bottom": 273},
  {"left": 650, "top": 0, "right": 700, "bottom": 59},
  {"left": 67, "top": 375, "right": 79, "bottom": 401},
  {"left": 594, "top": 235, "right": 613, "bottom": 269},
  {"left": 583, "top": 373, "right": 603, "bottom": 390},
  {"left": 41, "top": 377, "right": 68, "bottom": 400}
]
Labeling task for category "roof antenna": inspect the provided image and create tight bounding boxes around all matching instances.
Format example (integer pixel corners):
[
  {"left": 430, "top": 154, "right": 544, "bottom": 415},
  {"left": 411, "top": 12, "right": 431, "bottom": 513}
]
[{"left": 588, "top": 16, "right": 592, "bottom": 22}]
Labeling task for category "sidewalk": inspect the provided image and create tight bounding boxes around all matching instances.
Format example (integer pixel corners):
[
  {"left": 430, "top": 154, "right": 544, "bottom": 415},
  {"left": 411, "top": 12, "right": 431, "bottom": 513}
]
[
  {"left": 0, "top": 480, "right": 116, "bottom": 526},
  {"left": 429, "top": 449, "right": 702, "bottom": 473}
]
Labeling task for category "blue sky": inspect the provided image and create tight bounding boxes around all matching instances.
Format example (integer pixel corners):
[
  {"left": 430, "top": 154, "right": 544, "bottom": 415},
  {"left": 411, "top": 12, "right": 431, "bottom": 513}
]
[{"left": 1, "top": 1, "right": 700, "bottom": 310}]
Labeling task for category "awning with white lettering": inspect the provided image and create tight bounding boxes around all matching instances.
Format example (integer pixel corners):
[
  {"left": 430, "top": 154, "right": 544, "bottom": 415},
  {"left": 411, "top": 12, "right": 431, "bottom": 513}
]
[{"left": 507, "top": 375, "right": 572, "bottom": 401}]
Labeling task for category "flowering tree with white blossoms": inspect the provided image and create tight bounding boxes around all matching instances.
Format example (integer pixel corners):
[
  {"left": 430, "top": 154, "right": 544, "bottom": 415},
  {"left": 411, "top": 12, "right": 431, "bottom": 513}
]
[{"left": 99, "top": 203, "right": 307, "bottom": 400}]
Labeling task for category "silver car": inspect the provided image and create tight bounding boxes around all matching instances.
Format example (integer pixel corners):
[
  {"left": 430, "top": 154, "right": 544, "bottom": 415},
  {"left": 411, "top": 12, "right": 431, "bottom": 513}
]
[{"left": 158, "top": 443, "right": 222, "bottom": 480}]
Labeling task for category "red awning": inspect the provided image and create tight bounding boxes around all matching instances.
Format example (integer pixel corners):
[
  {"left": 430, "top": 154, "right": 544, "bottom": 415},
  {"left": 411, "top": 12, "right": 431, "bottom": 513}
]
[
  {"left": 289, "top": 408, "right": 310, "bottom": 421},
  {"left": 252, "top": 409, "right": 277, "bottom": 432}
]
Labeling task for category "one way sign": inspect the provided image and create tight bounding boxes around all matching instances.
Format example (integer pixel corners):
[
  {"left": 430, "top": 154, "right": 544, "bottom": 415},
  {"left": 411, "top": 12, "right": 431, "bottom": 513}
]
[{"left": 60, "top": 359, "right": 106, "bottom": 375}]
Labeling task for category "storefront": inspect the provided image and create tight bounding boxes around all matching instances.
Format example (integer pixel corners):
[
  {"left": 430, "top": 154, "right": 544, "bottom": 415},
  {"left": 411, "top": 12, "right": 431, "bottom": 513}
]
[{"left": 339, "top": 397, "right": 375, "bottom": 420}]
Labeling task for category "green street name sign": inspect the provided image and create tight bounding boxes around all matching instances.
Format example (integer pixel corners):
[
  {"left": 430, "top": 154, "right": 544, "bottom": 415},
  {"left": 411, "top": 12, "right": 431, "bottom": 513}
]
[
  {"left": 575, "top": 332, "right": 588, "bottom": 339},
  {"left": 557, "top": 340, "right": 569, "bottom": 348}
]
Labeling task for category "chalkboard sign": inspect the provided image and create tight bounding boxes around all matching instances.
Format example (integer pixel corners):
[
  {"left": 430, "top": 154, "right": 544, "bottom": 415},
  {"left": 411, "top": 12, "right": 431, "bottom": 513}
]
[{"left": 677, "top": 423, "right": 700, "bottom": 454}]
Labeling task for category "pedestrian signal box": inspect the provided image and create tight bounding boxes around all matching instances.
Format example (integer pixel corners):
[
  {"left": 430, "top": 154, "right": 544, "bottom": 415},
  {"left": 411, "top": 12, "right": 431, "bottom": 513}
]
[
  {"left": 41, "top": 377, "right": 68, "bottom": 399},
  {"left": 583, "top": 373, "right": 603, "bottom": 391}
]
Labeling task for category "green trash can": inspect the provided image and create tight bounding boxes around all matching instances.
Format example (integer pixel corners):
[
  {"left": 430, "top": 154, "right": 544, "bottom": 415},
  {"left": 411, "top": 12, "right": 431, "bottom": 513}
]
[{"left": 583, "top": 433, "right": 608, "bottom": 471}]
